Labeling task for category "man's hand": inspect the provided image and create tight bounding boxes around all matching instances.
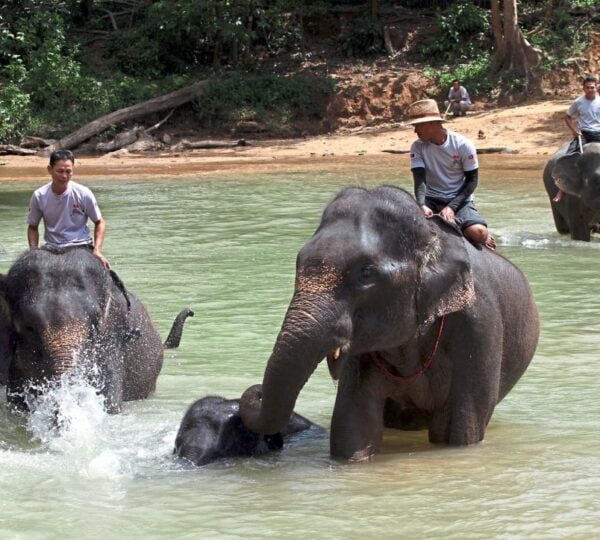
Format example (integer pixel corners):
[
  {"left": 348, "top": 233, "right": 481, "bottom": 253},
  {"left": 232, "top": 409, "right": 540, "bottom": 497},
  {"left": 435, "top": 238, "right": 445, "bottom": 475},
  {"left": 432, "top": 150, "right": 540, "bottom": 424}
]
[
  {"left": 420, "top": 205, "right": 434, "bottom": 217},
  {"left": 93, "top": 249, "right": 110, "bottom": 269},
  {"left": 439, "top": 206, "right": 456, "bottom": 222}
]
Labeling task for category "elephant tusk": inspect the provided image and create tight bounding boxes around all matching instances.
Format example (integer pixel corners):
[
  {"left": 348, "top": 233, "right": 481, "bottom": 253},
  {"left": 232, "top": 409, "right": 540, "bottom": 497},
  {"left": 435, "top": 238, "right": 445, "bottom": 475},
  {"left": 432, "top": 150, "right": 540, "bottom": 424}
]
[{"left": 332, "top": 347, "right": 341, "bottom": 360}]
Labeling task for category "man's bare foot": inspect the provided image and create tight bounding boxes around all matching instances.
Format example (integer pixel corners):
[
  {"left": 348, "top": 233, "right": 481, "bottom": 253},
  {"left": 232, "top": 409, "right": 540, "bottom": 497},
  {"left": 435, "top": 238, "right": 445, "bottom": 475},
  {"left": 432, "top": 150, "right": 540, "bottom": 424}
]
[
  {"left": 485, "top": 234, "right": 497, "bottom": 250},
  {"left": 553, "top": 190, "right": 564, "bottom": 203}
]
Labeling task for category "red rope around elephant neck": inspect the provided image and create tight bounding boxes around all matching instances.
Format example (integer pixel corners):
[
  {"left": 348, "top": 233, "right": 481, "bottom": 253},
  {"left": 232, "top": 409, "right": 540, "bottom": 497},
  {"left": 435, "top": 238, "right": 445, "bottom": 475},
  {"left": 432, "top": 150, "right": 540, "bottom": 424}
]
[{"left": 371, "top": 315, "right": 446, "bottom": 382}]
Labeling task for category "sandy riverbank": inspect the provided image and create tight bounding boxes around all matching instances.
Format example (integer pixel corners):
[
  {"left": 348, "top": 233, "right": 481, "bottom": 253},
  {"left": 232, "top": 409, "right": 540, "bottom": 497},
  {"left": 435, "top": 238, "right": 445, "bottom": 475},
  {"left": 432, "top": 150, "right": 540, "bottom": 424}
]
[{"left": 0, "top": 98, "right": 571, "bottom": 181}]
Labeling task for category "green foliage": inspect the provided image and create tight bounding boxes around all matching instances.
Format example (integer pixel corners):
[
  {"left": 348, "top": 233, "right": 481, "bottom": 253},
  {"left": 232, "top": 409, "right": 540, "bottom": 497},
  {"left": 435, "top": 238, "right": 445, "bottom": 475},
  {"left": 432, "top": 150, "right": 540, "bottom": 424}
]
[
  {"left": 420, "top": 1, "right": 490, "bottom": 62},
  {"left": 526, "top": 2, "right": 593, "bottom": 71},
  {"left": 338, "top": 19, "right": 385, "bottom": 57},
  {"left": 425, "top": 52, "right": 493, "bottom": 97},
  {"left": 0, "top": 75, "right": 31, "bottom": 143},
  {"left": 105, "top": 0, "right": 305, "bottom": 77},
  {"left": 194, "top": 73, "right": 335, "bottom": 134},
  {"left": 570, "top": 0, "right": 600, "bottom": 7}
]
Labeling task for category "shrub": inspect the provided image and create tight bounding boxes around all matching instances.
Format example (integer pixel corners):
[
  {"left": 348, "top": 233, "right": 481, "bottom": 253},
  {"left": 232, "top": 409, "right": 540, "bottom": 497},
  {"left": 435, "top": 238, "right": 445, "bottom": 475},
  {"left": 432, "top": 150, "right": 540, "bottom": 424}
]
[
  {"left": 194, "top": 73, "right": 335, "bottom": 133},
  {"left": 420, "top": 1, "right": 490, "bottom": 63}
]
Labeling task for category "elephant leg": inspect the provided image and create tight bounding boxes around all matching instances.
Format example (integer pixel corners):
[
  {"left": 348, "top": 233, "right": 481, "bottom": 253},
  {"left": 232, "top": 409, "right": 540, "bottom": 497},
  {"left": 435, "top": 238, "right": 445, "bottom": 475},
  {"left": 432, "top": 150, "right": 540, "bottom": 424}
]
[
  {"left": 99, "top": 359, "right": 124, "bottom": 414},
  {"left": 567, "top": 196, "right": 591, "bottom": 241},
  {"left": 550, "top": 202, "right": 570, "bottom": 235},
  {"left": 330, "top": 356, "right": 386, "bottom": 461},
  {"left": 428, "top": 395, "right": 494, "bottom": 445}
]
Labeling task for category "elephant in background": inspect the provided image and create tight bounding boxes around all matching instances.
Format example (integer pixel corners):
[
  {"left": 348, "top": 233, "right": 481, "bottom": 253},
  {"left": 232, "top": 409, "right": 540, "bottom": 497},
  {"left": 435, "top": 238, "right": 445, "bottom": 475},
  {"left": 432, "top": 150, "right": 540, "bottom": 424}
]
[
  {"left": 0, "top": 247, "right": 193, "bottom": 413},
  {"left": 543, "top": 141, "right": 600, "bottom": 241},
  {"left": 239, "top": 186, "right": 539, "bottom": 461},
  {"left": 174, "top": 385, "right": 318, "bottom": 466}
]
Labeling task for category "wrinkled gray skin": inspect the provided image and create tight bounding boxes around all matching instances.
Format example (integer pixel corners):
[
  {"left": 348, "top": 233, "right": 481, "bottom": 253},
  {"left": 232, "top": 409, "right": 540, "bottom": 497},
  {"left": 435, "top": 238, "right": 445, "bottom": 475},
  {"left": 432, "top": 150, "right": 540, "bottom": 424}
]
[
  {"left": 543, "top": 142, "right": 600, "bottom": 241},
  {"left": 174, "top": 385, "right": 317, "bottom": 466},
  {"left": 239, "top": 186, "right": 539, "bottom": 461},
  {"left": 0, "top": 247, "right": 193, "bottom": 413}
]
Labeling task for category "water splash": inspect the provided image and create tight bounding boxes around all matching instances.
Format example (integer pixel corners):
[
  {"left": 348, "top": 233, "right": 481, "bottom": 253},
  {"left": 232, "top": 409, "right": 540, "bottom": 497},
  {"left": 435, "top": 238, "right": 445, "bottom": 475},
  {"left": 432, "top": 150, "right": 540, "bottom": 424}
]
[{"left": 20, "top": 373, "right": 129, "bottom": 479}]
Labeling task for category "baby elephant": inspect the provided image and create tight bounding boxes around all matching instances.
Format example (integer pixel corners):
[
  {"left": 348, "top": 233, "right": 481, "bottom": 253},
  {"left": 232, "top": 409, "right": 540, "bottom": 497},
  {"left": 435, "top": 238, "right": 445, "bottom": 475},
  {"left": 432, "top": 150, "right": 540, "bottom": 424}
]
[{"left": 174, "top": 385, "right": 316, "bottom": 466}]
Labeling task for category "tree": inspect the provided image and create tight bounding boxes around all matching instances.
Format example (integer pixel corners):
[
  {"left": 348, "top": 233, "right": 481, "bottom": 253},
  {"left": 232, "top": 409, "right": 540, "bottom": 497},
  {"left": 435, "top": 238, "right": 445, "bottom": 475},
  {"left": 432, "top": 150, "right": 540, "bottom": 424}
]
[{"left": 490, "top": 0, "right": 543, "bottom": 89}]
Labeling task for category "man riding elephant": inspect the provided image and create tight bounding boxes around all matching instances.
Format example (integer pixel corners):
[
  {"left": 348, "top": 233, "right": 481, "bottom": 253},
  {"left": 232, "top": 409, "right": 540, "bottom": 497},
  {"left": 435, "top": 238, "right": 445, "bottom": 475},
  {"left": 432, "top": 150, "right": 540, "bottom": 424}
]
[
  {"left": 408, "top": 99, "right": 495, "bottom": 250},
  {"left": 27, "top": 149, "right": 110, "bottom": 268}
]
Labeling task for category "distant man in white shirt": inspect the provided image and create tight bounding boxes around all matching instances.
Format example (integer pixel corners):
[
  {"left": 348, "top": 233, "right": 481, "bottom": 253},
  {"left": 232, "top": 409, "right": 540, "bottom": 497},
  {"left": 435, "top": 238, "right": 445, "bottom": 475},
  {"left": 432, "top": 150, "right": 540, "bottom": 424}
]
[
  {"left": 565, "top": 75, "right": 600, "bottom": 151},
  {"left": 444, "top": 79, "right": 473, "bottom": 117},
  {"left": 27, "top": 149, "right": 110, "bottom": 268},
  {"left": 408, "top": 99, "right": 494, "bottom": 249},
  {"left": 553, "top": 76, "right": 600, "bottom": 202}
]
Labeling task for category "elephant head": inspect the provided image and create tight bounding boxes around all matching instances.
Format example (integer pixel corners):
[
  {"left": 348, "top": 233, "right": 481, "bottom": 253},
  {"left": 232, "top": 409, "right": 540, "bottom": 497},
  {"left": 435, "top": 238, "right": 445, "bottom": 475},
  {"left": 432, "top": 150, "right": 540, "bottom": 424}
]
[
  {"left": 552, "top": 142, "right": 600, "bottom": 212},
  {"left": 1, "top": 248, "right": 123, "bottom": 395},
  {"left": 240, "top": 186, "right": 475, "bottom": 436}
]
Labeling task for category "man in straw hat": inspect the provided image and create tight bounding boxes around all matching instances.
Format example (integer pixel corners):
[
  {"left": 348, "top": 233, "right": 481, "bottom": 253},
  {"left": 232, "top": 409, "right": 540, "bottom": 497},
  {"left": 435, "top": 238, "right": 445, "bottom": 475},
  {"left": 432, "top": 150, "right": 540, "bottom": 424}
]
[{"left": 408, "top": 99, "right": 495, "bottom": 249}]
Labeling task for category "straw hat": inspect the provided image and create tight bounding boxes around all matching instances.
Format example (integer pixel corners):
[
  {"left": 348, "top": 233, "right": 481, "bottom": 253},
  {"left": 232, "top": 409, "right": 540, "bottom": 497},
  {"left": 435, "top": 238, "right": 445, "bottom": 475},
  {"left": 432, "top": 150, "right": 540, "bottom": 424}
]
[{"left": 407, "top": 99, "right": 444, "bottom": 125}]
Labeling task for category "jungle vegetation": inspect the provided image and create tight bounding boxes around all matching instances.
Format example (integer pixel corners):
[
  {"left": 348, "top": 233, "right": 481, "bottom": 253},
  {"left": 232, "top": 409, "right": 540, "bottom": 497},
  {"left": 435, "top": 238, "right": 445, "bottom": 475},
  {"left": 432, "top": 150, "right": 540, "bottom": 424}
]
[{"left": 0, "top": 0, "right": 598, "bottom": 143}]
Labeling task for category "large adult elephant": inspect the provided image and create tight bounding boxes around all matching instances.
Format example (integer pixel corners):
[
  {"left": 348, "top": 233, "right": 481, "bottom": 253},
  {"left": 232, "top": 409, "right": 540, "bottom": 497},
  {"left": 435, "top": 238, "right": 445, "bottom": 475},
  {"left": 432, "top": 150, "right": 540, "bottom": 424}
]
[
  {"left": 239, "top": 186, "right": 539, "bottom": 461},
  {"left": 543, "top": 141, "right": 600, "bottom": 241},
  {"left": 0, "top": 247, "right": 193, "bottom": 413}
]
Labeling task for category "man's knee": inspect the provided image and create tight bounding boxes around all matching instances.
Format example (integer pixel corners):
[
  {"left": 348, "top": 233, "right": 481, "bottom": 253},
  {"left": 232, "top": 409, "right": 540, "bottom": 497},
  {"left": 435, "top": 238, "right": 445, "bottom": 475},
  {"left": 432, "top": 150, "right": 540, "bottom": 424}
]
[{"left": 463, "top": 224, "right": 488, "bottom": 245}]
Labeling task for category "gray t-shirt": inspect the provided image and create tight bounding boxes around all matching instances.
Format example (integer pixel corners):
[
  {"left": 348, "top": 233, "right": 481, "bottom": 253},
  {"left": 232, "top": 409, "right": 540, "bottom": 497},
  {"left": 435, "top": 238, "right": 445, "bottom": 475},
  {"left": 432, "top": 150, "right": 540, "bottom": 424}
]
[
  {"left": 566, "top": 95, "right": 600, "bottom": 132},
  {"left": 410, "top": 130, "right": 478, "bottom": 201},
  {"left": 448, "top": 85, "right": 471, "bottom": 105},
  {"left": 27, "top": 181, "right": 102, "bottom": 248}
]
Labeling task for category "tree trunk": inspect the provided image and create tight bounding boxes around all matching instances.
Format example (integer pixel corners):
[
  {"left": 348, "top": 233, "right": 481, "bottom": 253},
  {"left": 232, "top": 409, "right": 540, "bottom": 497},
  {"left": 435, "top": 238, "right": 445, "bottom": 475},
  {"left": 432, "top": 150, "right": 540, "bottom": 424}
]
[
  {"left": 43, "top": 80, "right": 209, "bottom": 154},
  {"left": 490, "top": 0, "right": 543, "bottom": 89}
]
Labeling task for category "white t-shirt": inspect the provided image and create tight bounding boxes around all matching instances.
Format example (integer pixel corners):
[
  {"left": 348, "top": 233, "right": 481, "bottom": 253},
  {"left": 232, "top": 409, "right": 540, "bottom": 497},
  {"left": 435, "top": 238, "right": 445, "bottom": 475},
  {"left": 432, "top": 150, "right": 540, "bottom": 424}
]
[
  {"left": 448, "top": 85, "right": 471, "bottom": 105},
  {"left": 566, "top": 96, "right": 600, "bottom": 132},
  {"left": 410, "top": 130, "right": 478, "bottom": 201},
  {"left": 27, "top": 181, "right": 102, "bottom": 248}
]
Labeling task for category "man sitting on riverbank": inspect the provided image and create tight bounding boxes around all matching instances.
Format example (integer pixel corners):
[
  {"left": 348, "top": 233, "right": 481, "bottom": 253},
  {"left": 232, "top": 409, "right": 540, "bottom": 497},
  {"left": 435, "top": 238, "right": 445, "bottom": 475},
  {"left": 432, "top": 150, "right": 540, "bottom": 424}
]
[
  {"left": 408, "top": 99, "right": 495, "bottom": 250},
  {"left": 444, "top": 80, "right": 473, "bottom": 117},
  {"left": 27, "top": 149, "right": 110, "bottom": 268}
]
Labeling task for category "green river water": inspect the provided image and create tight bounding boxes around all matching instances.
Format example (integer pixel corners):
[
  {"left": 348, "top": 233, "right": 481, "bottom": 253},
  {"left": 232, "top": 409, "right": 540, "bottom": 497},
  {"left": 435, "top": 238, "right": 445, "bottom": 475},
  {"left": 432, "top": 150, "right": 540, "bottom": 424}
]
[{"left": 0, "top": 155, "right": 599, "bottom": 538}]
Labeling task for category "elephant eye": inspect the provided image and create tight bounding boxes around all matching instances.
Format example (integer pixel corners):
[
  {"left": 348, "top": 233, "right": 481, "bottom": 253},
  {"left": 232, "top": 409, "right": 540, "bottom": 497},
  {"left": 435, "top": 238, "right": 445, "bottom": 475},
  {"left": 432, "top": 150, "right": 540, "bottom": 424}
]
[{"left": 358, "top": 265, "right": 376, "bottom": 285}]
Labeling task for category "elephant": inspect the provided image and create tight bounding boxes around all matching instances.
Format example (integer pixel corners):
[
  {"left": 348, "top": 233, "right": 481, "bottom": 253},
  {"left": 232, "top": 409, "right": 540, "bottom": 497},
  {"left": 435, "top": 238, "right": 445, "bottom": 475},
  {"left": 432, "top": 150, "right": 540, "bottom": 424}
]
[
  {"left": 174, "top": 385, "right": 318, "bottom": 466},
  {"left": 239, "top": 185, "right": 539, "bottom": 461},
  {"left": 0, "top": 246, "right": 193, "bottom": 413},
  {"left": 543, "top": 141, "right": 600, "bottom": 241}
]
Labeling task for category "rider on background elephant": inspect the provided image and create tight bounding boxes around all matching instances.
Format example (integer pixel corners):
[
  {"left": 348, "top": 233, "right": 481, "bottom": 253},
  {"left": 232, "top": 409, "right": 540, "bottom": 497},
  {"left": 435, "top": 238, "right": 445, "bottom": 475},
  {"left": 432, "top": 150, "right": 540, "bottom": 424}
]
[
  {"left": 543, "top": 77, "right": 600, "bottom": 240},
  {"left": 239, "top": 185, "right": 539, "bottom": 461},
  {"left": 543, "top": 141, "right": 600, "bottom": 241},
  {"left": 0, "top": 247, "right": 193, "bottom": 413}
]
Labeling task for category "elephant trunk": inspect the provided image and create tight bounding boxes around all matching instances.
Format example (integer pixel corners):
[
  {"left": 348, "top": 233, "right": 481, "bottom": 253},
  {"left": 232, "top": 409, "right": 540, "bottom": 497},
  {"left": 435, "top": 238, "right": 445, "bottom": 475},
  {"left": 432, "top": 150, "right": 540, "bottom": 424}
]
[
  {"left": 42, "top": 322, "right": 88, "bottom": 376},
  {"left": 240, "top": 292, "right": 347, "bottom": 435}
]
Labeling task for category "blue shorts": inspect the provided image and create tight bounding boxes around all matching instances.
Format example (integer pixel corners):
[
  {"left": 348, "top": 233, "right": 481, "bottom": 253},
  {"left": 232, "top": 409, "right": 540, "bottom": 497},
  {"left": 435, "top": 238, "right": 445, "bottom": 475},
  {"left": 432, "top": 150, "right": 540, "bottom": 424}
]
[{"left": 425, "top": 197, "right": 487, "bottom": 230}]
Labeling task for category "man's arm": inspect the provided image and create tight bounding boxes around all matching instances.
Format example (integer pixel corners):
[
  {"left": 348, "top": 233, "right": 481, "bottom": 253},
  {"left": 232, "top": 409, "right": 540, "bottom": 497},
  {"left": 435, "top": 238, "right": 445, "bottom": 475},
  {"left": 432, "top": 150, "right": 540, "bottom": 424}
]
[
  {"left": 412, "top": 167, "right": 433, "bottom": 217},
  {"left": 92, "top": 218, "right": 110, "bottom": 269},
  {"left": 447, "top": 168, "right": 478, "bottom": 211},
  {"left": 27, "top": 225, "right": 39, "bottom": 249},
  {"left": 565, "top": 114, "right": 581, "bottom": 137}
]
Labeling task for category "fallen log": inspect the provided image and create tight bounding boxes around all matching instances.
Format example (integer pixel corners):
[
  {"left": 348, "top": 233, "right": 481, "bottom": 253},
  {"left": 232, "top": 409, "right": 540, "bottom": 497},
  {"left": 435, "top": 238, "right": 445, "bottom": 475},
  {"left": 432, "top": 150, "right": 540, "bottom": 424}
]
[
  {"left": 0, "top": 145, "right": 37, "bottom": 156},
  {"left": 43, "top": 80, "right": 210, "bottom": 155},
  {"left": 20, "top": 136, "right": 56, "bottom": 148},
  {"left": 174, "top": 139, "right": 249, "bottom": 150}
]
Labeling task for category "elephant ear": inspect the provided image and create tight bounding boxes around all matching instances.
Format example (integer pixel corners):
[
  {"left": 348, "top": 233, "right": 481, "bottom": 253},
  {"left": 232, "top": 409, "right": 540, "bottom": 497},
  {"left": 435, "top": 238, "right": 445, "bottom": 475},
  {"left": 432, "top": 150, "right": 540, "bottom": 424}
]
[
  {"left": 0, "top": 275, "right": 12, "bottom": 386},
  {"left": 109, "top": 269, "right": 131, "bottom": 311},
  {"left": 416, "top": 216, "right": 475, "bottom": 335},
  {"left": 552, "top": 152, "right": 582, "bottom": 197}
]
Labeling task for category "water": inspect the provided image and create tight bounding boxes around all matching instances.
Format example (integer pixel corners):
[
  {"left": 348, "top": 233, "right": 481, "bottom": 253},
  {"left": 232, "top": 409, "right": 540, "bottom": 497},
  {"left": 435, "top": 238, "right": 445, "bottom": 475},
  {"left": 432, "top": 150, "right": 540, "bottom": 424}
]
[{"left": 1, "top": 154, "right": 600, "bottom": 537}]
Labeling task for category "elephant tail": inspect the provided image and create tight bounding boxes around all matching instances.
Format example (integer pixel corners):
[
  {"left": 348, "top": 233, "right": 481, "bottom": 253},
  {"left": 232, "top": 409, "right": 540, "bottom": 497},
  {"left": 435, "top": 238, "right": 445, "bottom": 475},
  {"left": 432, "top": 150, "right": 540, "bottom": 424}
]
[{"left": 164, "top": 308, "right": 194, "bottom": 349}]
